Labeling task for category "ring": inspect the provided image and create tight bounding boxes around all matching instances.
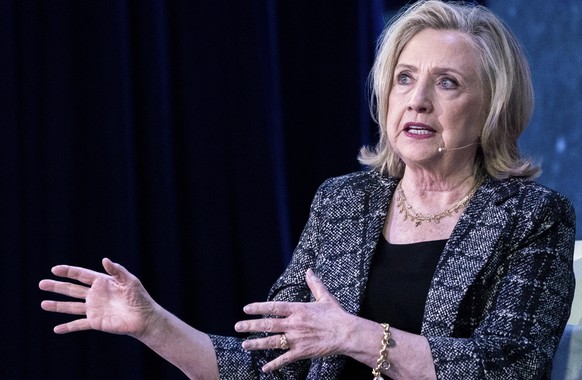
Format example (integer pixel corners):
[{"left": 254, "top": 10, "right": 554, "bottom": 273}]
[{"left": 279, "top": 334, "right": 290, "bottom": 350}]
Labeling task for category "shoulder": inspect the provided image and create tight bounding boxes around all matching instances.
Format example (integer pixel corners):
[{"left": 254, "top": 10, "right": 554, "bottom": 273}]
[
  {"left": 478, "top": 176, "right": 576, "bottom": 242},
  {"left": 484, "top": 177, "right": 573, "bottom": 215},
  {"left": 306, "top": 170, "right": 397, "bottom": 218}
]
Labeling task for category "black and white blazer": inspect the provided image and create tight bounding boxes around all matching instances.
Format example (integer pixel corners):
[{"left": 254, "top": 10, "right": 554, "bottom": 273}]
[{"left": 211, "top": 170, "right": 576, "bottom": 379}]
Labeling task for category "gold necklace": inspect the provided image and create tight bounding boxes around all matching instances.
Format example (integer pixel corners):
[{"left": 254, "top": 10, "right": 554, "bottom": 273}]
[{"left": 396, "top": 177, "right": 482, "bottom": 227}]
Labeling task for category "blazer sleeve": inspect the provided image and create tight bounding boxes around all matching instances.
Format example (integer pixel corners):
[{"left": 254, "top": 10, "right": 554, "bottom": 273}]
[{"left": 427, "top": 186, "right": 576, "bottom": 379}]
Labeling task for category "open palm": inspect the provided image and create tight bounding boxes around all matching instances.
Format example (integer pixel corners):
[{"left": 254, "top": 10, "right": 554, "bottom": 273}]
[{"left": 40, "top": 258, "right": 156, "bottom": 338}]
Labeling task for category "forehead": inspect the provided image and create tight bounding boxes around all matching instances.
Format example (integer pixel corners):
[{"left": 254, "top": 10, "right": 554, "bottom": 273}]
[{"left": 397, "top": 29, "right": 479, "bottom": 72}]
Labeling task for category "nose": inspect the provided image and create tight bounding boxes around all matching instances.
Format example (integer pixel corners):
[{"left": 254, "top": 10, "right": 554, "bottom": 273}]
[{"left": 407, "top": 80, "right": 433, "bottom": 113}]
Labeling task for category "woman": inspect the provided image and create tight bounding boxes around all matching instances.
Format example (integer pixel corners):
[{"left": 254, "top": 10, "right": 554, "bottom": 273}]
[{"left": 39, "top": 1, "right": 575, "bottom": 379}]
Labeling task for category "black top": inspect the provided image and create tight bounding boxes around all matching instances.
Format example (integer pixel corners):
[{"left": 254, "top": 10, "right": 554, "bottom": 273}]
[{"left": 339, "top": 236, "right": 446, "bottom": 379}]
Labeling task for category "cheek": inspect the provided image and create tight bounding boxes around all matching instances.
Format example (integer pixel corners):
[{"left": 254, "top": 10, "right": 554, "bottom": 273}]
[
  {"left": 466, "top": 104, "right": 486, "bottom": 134},
  {"left": 386, "top": 94, "right": 405, "bottom": 129},
  {"left": 450, "top": 98, "right": 484, "bottom": 133},
  {"left": 385, "top": 111, "right": 402, "bottom": 142}
]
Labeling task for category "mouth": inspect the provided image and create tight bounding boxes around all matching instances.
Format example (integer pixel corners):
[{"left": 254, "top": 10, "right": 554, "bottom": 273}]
[{"left": 403, "top": 122, "right": 436, "bottom": 136}]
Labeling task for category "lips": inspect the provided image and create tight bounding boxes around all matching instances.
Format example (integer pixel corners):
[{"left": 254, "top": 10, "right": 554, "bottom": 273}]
[{"left": 403, "top": 122, "right": 436, "bottom": 137}]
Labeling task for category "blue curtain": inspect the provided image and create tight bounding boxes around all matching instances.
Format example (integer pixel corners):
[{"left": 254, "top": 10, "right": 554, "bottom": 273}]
[{"left": 1, "top": 1, "right": 384, "bottom": 378}]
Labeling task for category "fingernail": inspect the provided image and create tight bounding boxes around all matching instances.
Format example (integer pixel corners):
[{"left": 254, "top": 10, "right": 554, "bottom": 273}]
[{"left": 308, "top": 268, "right": 319, "bottom": 280}]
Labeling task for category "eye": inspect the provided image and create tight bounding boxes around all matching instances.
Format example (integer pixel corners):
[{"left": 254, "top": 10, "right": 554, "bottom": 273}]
[
  {"left": 396, "top": 72, "right": 412, "bottom": 85},
  {"left": 438, "top": 77, "right": 458, "bottom": 89}
]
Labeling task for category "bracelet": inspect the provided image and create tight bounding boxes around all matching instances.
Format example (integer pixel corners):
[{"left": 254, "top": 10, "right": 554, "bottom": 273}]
[{"left": 372, "top": 323, "right": 391, "bottom": 380}]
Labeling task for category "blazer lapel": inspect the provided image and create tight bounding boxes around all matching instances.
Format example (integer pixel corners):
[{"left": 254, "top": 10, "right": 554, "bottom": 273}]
[
  {"left": 346, "top": 173, "right": 396, "bottom": 315},
  {"left": 422, "top": 177, "right": 515, "bottom": 336}
]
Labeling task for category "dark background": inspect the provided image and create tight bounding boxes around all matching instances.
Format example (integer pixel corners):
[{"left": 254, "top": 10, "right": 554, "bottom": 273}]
[{"left": 1, "top": 1, "right": 579, "bottom": 379}]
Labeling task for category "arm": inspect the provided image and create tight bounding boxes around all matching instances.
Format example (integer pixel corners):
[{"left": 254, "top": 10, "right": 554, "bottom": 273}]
[{"left": 39, "top": 258, "right": 220, "bottom": 380}]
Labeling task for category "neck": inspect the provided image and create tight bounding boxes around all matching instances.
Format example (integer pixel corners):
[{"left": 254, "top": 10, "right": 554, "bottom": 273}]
[
  {"left": 398, "top": 168, "right": 481, "bottom": 213},
  {"left": 400, "top": 167, "right": 476, "bottom": 194},
  {"left": 393, "top": 174, "right": 483, "bottom": 228}
]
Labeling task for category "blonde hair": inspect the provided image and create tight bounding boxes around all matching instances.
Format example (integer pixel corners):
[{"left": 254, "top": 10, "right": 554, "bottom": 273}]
[{"left": 359, "top": 0, "right": 540, "bottom": 179}]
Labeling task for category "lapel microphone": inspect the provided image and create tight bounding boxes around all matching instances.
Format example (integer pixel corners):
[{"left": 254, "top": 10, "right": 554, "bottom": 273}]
[{"left": 437, "top": 142, "right": 479, "bottom": 153}]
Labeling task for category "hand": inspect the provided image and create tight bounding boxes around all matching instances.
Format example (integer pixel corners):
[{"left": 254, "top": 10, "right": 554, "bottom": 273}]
[
  {"left": 39, "top": 258, "right": 157, "bottom": 338},
  {"left": 234, "top": 268, "right": 357, "bottom": 372}
]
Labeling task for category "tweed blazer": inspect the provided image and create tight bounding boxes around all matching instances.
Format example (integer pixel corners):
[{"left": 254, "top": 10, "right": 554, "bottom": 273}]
[{"left": 211, "top": 170, "right": 576, "bottom": 379}]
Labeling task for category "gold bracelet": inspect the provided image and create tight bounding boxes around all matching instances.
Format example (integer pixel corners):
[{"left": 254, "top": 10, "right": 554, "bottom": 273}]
[{"left": 372, "top": 323, "right": 391, "bottom": 380}]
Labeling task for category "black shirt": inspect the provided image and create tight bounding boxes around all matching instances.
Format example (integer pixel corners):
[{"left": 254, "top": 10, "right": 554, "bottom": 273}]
[{"left": 339, "top": 236, "right": 446, "bottom": 379}]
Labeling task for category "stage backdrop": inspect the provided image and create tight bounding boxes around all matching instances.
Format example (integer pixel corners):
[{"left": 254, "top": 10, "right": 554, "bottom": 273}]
[
  {"left": 1, "top": 1, "right": 580, "bottom": 379},
  {"left": 488, "top": 0, "right": 582, "bottom": 237},
  {"left": 1, "top": 1, "right": 383, "bottom": 379}
]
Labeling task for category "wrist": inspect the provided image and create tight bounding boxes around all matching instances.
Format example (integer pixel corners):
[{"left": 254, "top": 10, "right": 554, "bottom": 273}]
[
  {"left": 133, "top": 302, "right": 166, "bottom": 342},
  {"left": 342, "top": 316, "right": 385, "bottom": 360}
]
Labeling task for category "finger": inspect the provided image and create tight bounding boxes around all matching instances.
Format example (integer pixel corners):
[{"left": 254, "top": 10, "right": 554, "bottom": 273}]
[
  {"left": 50, "top": 265, "right": 102, "bottom": 286},
  {"left": 38, "top": 279, "right": 90, "bottom": 299},
  {"left": 262, "top": 352, "right": 295, "bottom": 373},
  {"left": 241, "top": 334, "right": 283, "bottom": 351},
  {"left": 305, "top": 268, "right": 335, "bottom": 303},
  {"left": 235, "top": 317, "right": 283, "bottom": 334},
  {"left": 53, "top": 319, "right": 92, "bottom": 334},
  {"left": 242, "top": 301, "right": 292, "bottom": 317},
  {"left": 41, "top": 300, "right": 86, "bottom": 315}
]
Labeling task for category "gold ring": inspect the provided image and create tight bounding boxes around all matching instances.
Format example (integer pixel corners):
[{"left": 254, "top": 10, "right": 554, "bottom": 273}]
[{"left": 280, "top": 334, "right": 290, "bottom": 350}]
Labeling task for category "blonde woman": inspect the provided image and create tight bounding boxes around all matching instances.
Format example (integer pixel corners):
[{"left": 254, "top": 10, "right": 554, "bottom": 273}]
[{"left": 40, "top": 1, "right": 575, "bottom": 379}]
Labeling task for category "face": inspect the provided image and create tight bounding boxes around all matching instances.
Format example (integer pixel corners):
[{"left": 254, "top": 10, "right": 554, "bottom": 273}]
[{"left": 386, "top": 28, "right": 485, "bottom": 170}]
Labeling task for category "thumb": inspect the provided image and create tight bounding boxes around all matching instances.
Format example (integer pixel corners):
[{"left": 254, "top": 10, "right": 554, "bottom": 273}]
[
  {"left": 102, "top": 258, "right": 131, "bottom": 283},
  {"left": 305, "top": 268, "right": 336, "bottom": 303}
]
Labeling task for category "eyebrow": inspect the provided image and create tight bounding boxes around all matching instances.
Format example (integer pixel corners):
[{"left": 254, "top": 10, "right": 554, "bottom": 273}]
[{"left": 394, "top": 63, "right": 465, "bottom": 77}]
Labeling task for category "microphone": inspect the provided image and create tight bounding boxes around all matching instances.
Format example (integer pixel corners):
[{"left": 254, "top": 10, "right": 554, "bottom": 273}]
[{"left": 437, "top": 142, "right": 479, "bottom": 153}]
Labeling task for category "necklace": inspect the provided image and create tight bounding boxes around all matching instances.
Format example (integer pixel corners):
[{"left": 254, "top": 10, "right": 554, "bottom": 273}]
[{"left": 396, "top": 177, "right": 482, "bottom": 227}]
